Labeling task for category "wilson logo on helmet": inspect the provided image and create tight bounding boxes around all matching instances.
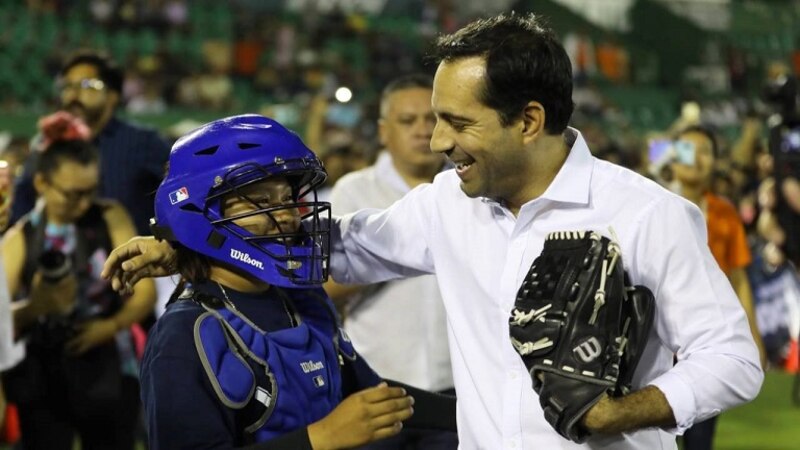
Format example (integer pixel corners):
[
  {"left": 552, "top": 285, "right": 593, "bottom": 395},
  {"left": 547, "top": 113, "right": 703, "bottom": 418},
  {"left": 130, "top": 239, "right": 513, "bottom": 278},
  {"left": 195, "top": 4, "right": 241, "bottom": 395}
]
[{"left": 230, "top": 248, "right": 264, "bottom": 270}]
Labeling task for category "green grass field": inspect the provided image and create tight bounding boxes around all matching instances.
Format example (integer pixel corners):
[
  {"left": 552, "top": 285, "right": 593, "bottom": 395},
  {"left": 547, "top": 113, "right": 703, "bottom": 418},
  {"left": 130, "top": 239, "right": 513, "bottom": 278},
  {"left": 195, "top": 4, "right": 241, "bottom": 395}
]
[{"left": 710, "top": 370, "right": 800, "bottom": 450}]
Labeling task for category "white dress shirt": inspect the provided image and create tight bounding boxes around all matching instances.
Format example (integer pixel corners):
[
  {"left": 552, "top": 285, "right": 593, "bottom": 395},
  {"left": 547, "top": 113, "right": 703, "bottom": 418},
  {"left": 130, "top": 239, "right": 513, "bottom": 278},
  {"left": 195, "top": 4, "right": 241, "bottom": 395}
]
[
  {"left": 330, "top": 128, "right": 763, "bottom": 449},
  {"left": 331, "top": 152, "right": 453, "bottom": 392}
]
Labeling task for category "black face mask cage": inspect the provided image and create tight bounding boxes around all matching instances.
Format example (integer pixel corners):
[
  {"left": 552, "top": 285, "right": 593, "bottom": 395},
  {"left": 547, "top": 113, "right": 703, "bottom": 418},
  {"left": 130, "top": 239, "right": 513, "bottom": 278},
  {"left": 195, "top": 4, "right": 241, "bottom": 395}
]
[{"left": 205, "top": 161, "right": 331, "bottom": 284}]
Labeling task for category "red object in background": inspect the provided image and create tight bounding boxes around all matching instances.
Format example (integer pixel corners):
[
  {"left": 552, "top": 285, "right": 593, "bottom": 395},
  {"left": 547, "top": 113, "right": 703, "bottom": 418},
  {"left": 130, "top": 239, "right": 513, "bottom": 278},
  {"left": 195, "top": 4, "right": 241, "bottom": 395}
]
[
  {"left": 234, "top": 39, "right": 263, "bottom": 77},
  {"left": 131, "top": 323, "right": 147, "bottom": 361},
  {"left": 1, "top": 403, "right": 21, "bottom": 444},
  {"left": 785, "top": 339, "right": 799, "bottom": 373},
  {"left": 791, "top": 49, "right": 800, "bottom": 79}
]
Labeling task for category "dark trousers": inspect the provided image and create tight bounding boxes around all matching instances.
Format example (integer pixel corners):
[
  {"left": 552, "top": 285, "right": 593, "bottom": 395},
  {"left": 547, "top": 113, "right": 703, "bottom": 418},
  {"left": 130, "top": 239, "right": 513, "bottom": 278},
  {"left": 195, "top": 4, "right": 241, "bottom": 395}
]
[
  {"left": 682, "top": 415, "right": 718, "bottom": 450},
  {"left": 358, "top": 428, "right": 459, "bottom": 450},
  {"left": 3, "top": 337, "right": 141, "bottom": 450},
  {"left": 15, "top": 375, "right": 140, "bottom": 450}
]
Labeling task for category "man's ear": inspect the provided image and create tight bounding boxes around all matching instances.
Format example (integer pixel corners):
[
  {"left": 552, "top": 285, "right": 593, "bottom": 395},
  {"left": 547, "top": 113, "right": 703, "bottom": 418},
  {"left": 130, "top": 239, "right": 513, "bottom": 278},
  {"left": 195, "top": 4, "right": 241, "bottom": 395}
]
[
  {"left": 521, "top": 101, "right": 545, "bottom": 144},
  {"left": 377, "top": 117, "right": 388, "bottom": 148}
]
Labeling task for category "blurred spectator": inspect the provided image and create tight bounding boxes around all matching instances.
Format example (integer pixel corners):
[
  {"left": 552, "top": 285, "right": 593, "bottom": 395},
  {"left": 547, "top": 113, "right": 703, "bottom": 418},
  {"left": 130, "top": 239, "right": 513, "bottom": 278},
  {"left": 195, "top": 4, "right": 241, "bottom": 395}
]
[
  {"left": 563, "top": 30, "right": 596, "bottom": 86},
  {"left": 748, "top": 240, "right": 800, "bottom": 369},
  {"left": 324, "top": 74, "right": 457, "bottom": 449},
  {"left": 233, "top": 29, "right": 263, "bottom": 79},
  {"left": 672, "top": 125, "right": 765, "bottom": 450},
  {"left": 11, "top": 50, "right": 170, "bottom": 235},
  {"left": 0, "top": 158, "right": 25, "bottom": 371},
  {"left": 2, "top": 113, "right": 155, "bottom": 450},
  {"left": 0, "top": 157, "right": 24, "bottom": 441},
  {"left": 125, "top": 56, "right": 167, "bottom": 115},
  {"left": 749, "top": 157, "right": 800, "bottom": 372},
  {"left": 304, "top": 95, "right": 371, "bottom": 201},
  {"left": 162, "top": 0, "right": 188, "bottom": 27},
  {"left": 762, "top": 63, "right": 800, "bottom": 267},
  {"left": 89, "top": 0, "right": 114, "bottom": 25},
  {"left": 176, "top": 40, "right": 233, "bottom": 110},
  {"left": 596, "top": 35, "right": 629, "bottom": 84}
]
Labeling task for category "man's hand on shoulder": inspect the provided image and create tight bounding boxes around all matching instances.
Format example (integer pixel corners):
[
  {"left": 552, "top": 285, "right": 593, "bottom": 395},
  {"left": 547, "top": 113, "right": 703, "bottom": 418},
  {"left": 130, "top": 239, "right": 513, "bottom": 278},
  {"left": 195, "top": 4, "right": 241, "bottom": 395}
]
[{"left": 101, "top": 236, "right": 178, "bottom": 295}]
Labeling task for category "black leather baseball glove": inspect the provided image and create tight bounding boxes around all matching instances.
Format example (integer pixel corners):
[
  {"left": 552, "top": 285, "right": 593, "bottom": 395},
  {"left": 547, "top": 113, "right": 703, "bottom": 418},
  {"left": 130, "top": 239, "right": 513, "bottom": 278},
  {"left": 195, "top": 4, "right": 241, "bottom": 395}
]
[{"left": 509, "top": 230, "right": 655, "bottom": 442}]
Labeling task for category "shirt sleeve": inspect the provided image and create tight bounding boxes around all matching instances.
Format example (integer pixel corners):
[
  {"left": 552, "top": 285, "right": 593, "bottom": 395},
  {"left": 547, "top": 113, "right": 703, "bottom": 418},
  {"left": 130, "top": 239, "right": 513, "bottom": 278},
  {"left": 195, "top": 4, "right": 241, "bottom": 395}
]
[
  {"left": 385, "top": 379, "right": 457, "bottom": 432},
  {"left": 633, "top": 196, "right": 763, "bottom": 433},
  {"left": 330, "top": 184, "right": 436, "bottom": 285}
]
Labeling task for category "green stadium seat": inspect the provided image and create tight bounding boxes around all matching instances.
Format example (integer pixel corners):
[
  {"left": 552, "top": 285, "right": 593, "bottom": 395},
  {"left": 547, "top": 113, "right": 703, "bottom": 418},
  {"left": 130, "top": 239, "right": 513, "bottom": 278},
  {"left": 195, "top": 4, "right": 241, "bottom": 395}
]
[
  {"left": 137, "top": 29, "right": 159, "bottom": 56},
  {"left": 110, "top": 30, "right": 135, "bottom": 62}
]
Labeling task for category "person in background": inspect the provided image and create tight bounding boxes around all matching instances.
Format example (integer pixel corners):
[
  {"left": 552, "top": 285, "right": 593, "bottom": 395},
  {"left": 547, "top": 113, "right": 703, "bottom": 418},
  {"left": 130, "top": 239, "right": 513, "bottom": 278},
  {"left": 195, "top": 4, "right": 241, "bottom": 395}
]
[
  {"left": 11, "top": 49, "right": 170, "bottom": 236},
  {"left": 324, "top": 74, "right": 457, "bottom": 449},
  {"left": 0, "top": 157, "right": 25, "bottom": 431},
  {"left": 671, "top": 125, "right": 766, "bottom": 450},
  {"left": 2, "top": 112, "right": 156, "bottom": 450}
]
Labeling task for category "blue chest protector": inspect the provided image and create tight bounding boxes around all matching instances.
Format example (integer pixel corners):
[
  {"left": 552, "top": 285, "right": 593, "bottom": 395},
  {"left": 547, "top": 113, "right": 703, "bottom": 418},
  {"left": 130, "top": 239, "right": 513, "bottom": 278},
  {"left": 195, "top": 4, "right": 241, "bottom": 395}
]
[{"left": 191, "top": 289, "right": 358, "bottom": 442}]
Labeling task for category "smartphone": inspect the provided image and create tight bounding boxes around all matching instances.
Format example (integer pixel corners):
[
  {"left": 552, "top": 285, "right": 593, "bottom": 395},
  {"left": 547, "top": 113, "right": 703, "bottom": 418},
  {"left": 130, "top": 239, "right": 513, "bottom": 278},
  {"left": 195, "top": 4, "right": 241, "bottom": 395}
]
[
  {"left": 325, "top": 104, "right": 362, "bottom": 129},
  {"left": 648, "top": 139, "right": 674, "bottom": 165},
  {"left": 673, "top": 140, "right": 696, "bottom": 165},
  {"left": 780, "top": 126, "right": 800, "bottom": 153}
]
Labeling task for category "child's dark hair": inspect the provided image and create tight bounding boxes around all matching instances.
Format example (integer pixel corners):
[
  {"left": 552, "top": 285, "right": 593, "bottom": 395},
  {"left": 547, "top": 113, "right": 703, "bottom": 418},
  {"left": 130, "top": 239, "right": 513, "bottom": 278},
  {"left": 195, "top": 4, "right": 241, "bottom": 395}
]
[{"left": 35, "top": 139, "right": 98, "bottom": 180}]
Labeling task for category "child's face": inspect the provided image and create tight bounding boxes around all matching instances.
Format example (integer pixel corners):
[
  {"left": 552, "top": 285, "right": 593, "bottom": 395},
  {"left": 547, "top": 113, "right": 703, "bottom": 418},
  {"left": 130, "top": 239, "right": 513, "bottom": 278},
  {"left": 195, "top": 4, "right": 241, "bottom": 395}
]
[{"left": 221, "top": 177, "right": 301, "bottom": 238}]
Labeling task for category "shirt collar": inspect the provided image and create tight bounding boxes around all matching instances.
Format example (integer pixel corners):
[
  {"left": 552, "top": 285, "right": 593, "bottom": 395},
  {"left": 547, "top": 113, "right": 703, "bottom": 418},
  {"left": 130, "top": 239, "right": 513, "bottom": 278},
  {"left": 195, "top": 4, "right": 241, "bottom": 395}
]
[
  {"left": 374, "top": 151, "right": 410, "bottom": 194},
  {"left": 374, "top": 150, "right": 453, "bottom": 195},
  {"left": 537, "top": 127, "right": 593, "bottom": 206}
]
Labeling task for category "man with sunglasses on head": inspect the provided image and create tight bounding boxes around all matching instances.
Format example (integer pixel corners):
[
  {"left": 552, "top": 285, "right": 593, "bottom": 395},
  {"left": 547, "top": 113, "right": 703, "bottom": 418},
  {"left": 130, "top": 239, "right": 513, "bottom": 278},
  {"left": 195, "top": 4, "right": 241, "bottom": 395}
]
[{"left": 11, "top": 49, "right": 170, "bottom": 236}]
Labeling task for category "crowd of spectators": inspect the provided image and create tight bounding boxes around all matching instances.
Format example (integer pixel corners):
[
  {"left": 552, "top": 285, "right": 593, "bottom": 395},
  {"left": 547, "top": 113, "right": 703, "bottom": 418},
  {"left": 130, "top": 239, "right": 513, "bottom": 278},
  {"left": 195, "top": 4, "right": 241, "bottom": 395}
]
[{"left": 0, "top": 1, "right": 799, "bottom": 448}]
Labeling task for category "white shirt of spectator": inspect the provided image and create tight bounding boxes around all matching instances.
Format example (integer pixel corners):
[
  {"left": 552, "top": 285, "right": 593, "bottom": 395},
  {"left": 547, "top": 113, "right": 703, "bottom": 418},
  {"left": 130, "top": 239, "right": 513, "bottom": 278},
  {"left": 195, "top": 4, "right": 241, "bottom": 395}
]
[
  {"left": 330, "top": 128, "right": 762, "bottom": 449},
  {"left": 331, "top": 151, "right": 453, "bottom": 392}
]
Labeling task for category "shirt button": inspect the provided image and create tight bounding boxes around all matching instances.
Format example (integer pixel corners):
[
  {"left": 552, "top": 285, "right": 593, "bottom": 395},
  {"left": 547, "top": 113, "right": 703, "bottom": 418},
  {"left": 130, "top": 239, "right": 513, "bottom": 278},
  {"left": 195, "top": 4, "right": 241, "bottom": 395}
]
[
  {"left": 509, "top": 440, "right": 517, "bottom": 448},
  {"left": 510, "top": 371, "right": 518, "bottom": 380}
]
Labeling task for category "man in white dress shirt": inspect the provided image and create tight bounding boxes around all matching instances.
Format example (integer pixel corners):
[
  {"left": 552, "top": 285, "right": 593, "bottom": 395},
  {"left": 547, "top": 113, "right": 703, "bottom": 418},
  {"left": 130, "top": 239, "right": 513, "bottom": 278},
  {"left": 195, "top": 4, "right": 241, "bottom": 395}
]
[
  {"left": 101, "top": 13, "right": 763, "bottom": 449},
  {"left": 328, "top": 13, "right": 763, "bottom": 449},
  {"left": 325, "top": 74, "right": 457, "bottom": 449}
]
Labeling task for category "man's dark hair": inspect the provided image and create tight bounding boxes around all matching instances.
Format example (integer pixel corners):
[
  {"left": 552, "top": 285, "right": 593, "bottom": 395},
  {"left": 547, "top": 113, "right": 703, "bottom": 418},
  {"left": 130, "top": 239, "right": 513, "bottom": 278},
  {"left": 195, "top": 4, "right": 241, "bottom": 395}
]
[
  {"left": 434, "top": 13, "right": 574, "bottom": 134},
  {"left": 380, "top": 73, "right": 433, "bottom": 117},
  {"left": 678, "top": 124, "right": 719, "bottom": 158},
  {"left": 36, "top": 140, "right": 98, "bottom": 180},
  {"left": 382, "top": 73, "right": 433, "bottom": 100},
  {"left": 60, "top": 49, "right": 124, "bottom": 93}
]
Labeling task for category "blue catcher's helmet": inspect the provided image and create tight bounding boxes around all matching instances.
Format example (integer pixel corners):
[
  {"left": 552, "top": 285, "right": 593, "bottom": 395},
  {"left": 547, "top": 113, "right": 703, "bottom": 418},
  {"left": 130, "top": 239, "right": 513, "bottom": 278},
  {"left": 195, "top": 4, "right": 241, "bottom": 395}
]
[{"left": 151, "top": 114, "right": 330, "bottom": 288}]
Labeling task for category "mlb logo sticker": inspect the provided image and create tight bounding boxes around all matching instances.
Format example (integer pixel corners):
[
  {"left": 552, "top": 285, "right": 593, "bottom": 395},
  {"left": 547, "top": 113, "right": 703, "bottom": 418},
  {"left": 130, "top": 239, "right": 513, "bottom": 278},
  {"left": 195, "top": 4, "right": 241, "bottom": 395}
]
[{"left": 169, "top": 187, "right": 189, "bottom": 205}]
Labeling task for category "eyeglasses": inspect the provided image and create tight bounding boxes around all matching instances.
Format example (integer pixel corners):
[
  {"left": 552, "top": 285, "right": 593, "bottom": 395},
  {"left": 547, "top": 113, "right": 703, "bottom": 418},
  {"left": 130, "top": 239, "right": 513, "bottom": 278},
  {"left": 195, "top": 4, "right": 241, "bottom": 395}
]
[
  {"left": 55, "top": 78, "right": 106, "bottom": 94},
  {"left": 48, "top": 182, "right": 97, "bottom": 202}
]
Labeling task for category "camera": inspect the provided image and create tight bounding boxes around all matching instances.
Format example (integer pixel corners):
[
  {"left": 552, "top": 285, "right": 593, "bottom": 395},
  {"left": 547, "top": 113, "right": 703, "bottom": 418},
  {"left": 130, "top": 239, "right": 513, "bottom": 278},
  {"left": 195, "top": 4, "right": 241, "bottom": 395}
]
[{"left": 38, "top": 249, "right": 72, "bottom": 283}]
